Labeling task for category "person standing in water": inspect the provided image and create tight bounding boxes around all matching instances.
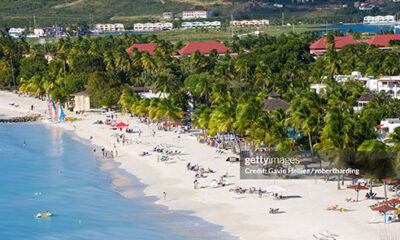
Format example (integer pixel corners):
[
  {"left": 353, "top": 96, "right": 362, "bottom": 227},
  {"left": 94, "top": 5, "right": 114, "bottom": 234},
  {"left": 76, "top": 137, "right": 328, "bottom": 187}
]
[
  {"left": 163, "top": 192, "right": 166, "bottom": 201},
  {"left": 23, "top": 141, "right": 26, "bottom": 147}
]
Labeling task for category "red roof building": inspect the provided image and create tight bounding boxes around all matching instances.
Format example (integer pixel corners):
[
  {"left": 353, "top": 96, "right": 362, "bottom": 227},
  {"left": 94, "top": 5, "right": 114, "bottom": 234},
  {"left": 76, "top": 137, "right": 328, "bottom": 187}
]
[
  {"left": 367, "top": 34, "right": 400, "bottom": 48},
  {"left": 126, "top": 43, "right": 158, "bottom": 56},
  {"left": 177, "top": 41, "right": 232, "bottom": 56},
  {"left": 310, "top": 36, "right": 359, "bottom": 54}
]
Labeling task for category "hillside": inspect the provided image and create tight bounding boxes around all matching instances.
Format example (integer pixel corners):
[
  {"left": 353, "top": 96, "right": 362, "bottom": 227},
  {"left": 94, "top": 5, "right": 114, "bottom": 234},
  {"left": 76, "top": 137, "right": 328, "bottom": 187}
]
[{"left": 0, "top": 0, "right": 398, "bottom": 28}]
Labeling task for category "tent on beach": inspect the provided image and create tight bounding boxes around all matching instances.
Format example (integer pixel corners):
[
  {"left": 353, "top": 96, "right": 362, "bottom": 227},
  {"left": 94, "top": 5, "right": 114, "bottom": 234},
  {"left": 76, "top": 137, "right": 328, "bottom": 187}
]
[
  {"left": 115, "top": 122, "right": 129, "bottom": 128},
  {"left": 347, "top": 184, "right": 368, "bottom": 202},
  {"left": 371, "top": 205, "right": 397, "bottom": 223}
]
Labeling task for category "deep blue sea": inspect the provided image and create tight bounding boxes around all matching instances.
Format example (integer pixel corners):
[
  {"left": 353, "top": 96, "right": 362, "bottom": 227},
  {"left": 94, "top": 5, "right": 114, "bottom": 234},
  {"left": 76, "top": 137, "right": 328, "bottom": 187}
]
[
  {"left": 0, "top": 123, "right": 233, "bottom": 240},
  {"left": 317, "top": 24, "right": 399, "bottom": 35}
]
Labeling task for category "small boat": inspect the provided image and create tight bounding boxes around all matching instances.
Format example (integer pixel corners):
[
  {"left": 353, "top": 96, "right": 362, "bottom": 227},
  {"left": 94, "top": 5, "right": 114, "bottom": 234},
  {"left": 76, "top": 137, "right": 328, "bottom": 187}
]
[{"left": 35, "top": 211, "right": 53, "bottom": 218}]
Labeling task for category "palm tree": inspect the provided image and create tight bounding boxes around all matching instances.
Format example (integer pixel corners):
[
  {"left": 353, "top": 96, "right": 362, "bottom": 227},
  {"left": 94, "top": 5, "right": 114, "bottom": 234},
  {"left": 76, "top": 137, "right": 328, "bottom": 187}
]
[{"left": 385, "top": 127, "right": 400, "bottom": 151}]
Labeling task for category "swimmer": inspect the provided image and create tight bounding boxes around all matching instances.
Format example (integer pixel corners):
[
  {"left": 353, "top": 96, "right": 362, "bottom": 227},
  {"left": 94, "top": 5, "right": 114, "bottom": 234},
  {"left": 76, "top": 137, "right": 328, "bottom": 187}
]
[{"left": 23, "top": 141, "right": 26, "bottom": 147}]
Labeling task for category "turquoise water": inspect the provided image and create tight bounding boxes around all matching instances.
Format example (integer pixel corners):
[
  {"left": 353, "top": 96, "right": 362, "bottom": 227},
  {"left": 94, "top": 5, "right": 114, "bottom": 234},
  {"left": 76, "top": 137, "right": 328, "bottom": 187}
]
[
  {"left": 317, "top": 24, "right": 399, "bottom": 34},
  {"left": 0, "top": 123, "right": 234, "bottom": 240}
]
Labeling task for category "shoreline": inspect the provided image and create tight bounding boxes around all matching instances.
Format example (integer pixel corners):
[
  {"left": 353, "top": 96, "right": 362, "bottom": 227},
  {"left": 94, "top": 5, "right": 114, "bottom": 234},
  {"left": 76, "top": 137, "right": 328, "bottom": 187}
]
[{"left": 1, "top": 90, "right": 399, "bottom": 240}]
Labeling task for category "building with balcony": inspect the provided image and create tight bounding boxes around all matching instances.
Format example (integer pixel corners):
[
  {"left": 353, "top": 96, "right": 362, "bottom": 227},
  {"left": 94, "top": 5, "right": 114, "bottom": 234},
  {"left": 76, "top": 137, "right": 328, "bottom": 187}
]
[
  {"left": 94, "top": 23, "right": 125, "bottom": 32},
  {"left": 363, "top": 15, "right": 396, "bottom": 24},
  {"left": 230, "top": 20, "right": 269, "bottom": 27},
  {"left": 311, "top": 72, "right": 400, "bottom": 100},
  {"left": 375, "top": 118, "right": 400, "bottom": 141},
  {"left": 163, "top": 12, "right": 174, "bottom": 19},
  {"left": 8, "top": 28, "right": 24, "bottom": 38},
  {"left": 133, "top": 22, "right": 173, "bottom": 31},
  {"left": 182, "top": 9, "right": 213, "bottom": 20},
  {"left": 181, "top": 21, "right": 221, "bottom": 29}
]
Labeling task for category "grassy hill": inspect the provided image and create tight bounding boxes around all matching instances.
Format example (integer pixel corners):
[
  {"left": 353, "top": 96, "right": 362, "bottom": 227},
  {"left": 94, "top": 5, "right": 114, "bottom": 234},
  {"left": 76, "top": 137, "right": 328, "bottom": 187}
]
[
  {"left": 0, "top": 0, "right": 398, "bottom": 28},
  {"left": 0, "top": 0, "right": 235, "bottom": 28}
]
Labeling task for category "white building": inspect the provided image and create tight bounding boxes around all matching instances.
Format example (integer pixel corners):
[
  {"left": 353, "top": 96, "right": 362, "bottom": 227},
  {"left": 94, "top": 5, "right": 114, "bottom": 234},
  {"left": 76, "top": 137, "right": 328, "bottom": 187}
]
[
  {"left": 133, "top": 22, "right": 173, "bottom": 31},
  {"left": 8, "top": 28, "right": 24, "bottom": 38},
  {"left": 359, "top": 3, "right": 375, "bottom": 10},
  {"left": 363, "top": 15, "right": 395, "bottom": 24},
  {"left": 163, "top": 12, "right": 174, "bottom": 19},
  {"left": 181, "top": 21, "right": 221, "bottom": 29},
  {"left": 230, "top": 19, "right": 269, "bottom": 27},
  {"left": 94, "top": 23, "right": 125, "bottom": 32},
  {"left": 311, "top": 71, "right": 400, "bottom": 99},
  {"left": 375, "top": 118, "right": 400, "bottom": 141},
  {"left": 71, "top": 91, "right": 91, "bottom": 113},
  {"left": 182, "top": 9, "right": 213, "bottom": 20}
]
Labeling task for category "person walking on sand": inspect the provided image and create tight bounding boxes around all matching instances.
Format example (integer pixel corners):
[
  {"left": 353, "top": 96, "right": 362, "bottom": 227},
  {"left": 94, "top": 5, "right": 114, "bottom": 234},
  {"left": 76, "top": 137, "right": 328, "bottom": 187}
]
[
  {"left": 194, "top": 180, "right": 199, "bottom": 190},
  {"left": 111, "top": 151, "right": 114, "bottom": 158},
  {"left": 163, "top": 192, "right": 166, "bottom": 200},
  {"left": 115, "top": 150, "right": 118, "bottom": 157}
]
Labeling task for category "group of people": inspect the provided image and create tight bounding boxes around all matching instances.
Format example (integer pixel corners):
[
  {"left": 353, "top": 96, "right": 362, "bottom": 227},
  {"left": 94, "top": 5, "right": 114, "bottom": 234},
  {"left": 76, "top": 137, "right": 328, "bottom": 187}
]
[{"left": 230, "top": 186, "right": 265, "bottom": 198}]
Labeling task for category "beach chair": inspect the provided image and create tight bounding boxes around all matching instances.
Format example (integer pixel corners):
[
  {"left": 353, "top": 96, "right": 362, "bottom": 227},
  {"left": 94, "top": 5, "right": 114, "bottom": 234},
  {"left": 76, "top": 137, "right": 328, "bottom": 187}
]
[{"left": 368, "top": 218, "right": 381, "bottom": 224}]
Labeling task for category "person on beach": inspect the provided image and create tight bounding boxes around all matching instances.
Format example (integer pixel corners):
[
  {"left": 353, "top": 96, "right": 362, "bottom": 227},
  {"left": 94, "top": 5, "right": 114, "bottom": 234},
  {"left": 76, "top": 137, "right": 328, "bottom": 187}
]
[
  {"left": 31, "top": 105, "right": 34, "bottom": 111},
  {"left": 152, "top": 130, "right": 156, "bottom": 137},
  {"left": 111, "top": 151, "right": 114, "bottom": 158},
  {"left": 104, "top": 152, "right": 107, "bottom": 159},
  {"left": 194, "top": 180, "right": 199, "bottom": 190},
  {"left": 115, "top": 150, "right": 118, "bottom": 157},
  {"left": 138, "top": 129, "right": 142, "bottom": 137},
  {"left": 163, "top": 192, "right": 166, "bottom": 200}
]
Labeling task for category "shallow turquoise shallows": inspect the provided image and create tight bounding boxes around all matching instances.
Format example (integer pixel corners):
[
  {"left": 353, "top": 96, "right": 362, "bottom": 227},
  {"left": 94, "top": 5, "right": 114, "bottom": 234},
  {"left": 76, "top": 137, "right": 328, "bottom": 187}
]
[{"left": 0, "top": 123, "right": 234, "bottom": 240}]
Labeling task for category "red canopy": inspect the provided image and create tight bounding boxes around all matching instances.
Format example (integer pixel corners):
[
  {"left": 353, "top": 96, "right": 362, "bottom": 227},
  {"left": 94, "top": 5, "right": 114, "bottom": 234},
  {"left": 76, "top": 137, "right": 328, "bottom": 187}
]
[
  {"left": 372, "top": 205, "right": 397, "bottom": 212},
  {"left": 380, "top": 199, "right": 400, "bottom": 205},
  {"left": 115, "top": 122, "right": 129, "bottom": 128},
  {"left": 171, "top": 121, "right": 184, "bottom": 126},
  {"left": 347, "top": 184, "right": 369, "bottom": 190}
]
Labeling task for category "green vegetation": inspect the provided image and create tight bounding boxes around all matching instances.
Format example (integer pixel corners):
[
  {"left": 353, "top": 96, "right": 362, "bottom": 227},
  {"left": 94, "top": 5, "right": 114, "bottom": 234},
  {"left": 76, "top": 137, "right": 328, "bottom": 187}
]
[
  {"left": 0, "top": 0, "right": 399, "bottom": 28},
  {"left": 1, "top": 31, "right": 399, "bottom": 185}
]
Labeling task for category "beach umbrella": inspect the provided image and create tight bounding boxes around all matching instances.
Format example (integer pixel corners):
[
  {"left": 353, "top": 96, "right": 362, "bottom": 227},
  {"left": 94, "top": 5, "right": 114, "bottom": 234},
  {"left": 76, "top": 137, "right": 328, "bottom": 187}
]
[
  {"left": 372, "top": 205, "right": 397, "bottom": 223},
  {"left": 380, "top": 198, "right": 400, "bottom": 207},
  {"left": 115, "top": 122, "right": 129, "bottom": 128},
  {"left": 266, "top": 185, "right": 286, "bottom": 193},
  {"left": 347, "top": 184, "right": 368, "bottom": 202}
]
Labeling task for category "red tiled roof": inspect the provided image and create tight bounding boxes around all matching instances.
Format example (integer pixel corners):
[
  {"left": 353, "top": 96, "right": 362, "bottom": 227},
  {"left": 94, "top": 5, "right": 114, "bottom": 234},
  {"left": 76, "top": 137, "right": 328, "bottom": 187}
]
[
  {"left": 126, "top": 43, "right": 158, "bottom": 56},
  {"left": 310, "top": 36, "right": 359, "bottom": 51},
  {"left": 177, "top": 41, "right": 231, "bottom": 55},
  {"left": 184, "top": 9, "right": 211, "bottom": 12},
  {"left": 367, "top": 34, "right": 400, "bottom": 47}
]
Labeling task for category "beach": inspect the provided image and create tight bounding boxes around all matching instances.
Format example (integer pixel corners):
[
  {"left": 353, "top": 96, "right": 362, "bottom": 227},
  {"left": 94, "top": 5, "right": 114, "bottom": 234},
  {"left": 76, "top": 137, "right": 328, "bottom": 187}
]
[{"left": 1, "top": 90, "right": 399, "bottom": 240}]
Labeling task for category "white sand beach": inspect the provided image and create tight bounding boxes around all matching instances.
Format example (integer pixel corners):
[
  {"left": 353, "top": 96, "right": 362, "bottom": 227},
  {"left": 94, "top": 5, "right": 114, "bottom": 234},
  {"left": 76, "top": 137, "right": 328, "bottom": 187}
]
[{"left": 1, "top": 90, "right": 399, "bottom": 240}]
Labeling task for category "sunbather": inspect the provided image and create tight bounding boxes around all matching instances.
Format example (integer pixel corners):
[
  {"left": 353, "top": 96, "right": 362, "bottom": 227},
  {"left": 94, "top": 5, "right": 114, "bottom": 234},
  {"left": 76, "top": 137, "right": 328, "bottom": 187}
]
[{"left": 269, "top": 208, "right": 279, "bottom": 214}]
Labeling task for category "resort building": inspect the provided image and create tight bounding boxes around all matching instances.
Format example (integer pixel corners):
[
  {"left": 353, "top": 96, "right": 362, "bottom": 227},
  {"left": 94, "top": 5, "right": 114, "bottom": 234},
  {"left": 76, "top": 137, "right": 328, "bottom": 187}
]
[
  {"left": 133, "top": 22, "right": 173, "bottom": 31},
  {"left": 375, "top": 118, "right": 400, "bottom": 141},
  {"left": 126, "top": 43, "right": 158, "bottom": 56},
  {"left": 8, "top": 28, "right": 24, "bottom": 38},
  {"left": 230, "top": 20, "right": 270, "bottom": 27},
  {"left": 182, "top": 9, "right": 213, "bottom": 20},
  {"left": 262, "top": 92, "right": 291, "bottom": 112},
  {"left": 359, "top": 2, "right": 375, "bottom": 10},
  {"left": 176, "top": 41, "right": 235, "bottom": 57},
  {"left": 354, "top": 91, "right": 374, "bottom": 112},
  {"left": 33, "top": 27, "right": 69, "bottom": 38},
  {"left": 181, "top": 21, "right": 221, "bottom": 29},
  {"left": 367, "top": 34, "right": 400, "bottom": 49},
  {"left": 71, "top": 91, "right": 91, "bottom": 113},
  {"left": 311, "top": 71, "right": 400, "bottom": 99},
  {"left": 309, "top": 36, "right": 359, "bottom": 55},
  {"left": 363, "top": 15, "right": 396, "bottom": 24},
  {"left": 94, "top": 23, "right": 125, "bottom": 32},
  {"left": 163, "top": 12, "right": 174, "bottom": 19}
]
